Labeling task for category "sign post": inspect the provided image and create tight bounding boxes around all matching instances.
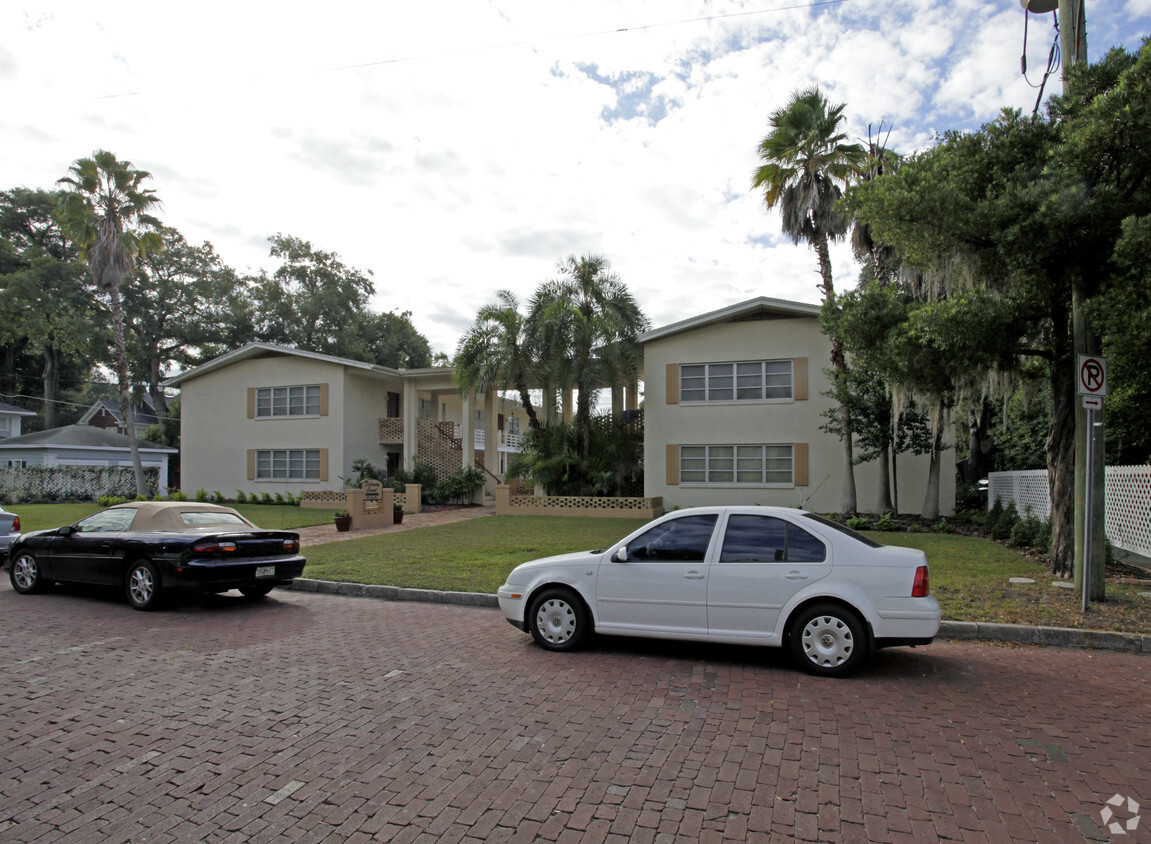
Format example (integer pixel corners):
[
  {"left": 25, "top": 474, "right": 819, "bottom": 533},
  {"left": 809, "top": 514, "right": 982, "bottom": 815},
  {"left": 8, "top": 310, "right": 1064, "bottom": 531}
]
[{"left": 1077, "top": 355, "right": 1107, "bottom": 611}]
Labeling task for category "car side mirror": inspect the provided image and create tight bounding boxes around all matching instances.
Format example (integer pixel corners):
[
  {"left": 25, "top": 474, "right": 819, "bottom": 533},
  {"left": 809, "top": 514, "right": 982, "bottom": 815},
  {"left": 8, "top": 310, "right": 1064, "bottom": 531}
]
[
  {"left": 612, "top": 546, "right": 628, "bottom": 563},
  {"left": 58, "top": 525, "right": 75, "bottom": 536}
]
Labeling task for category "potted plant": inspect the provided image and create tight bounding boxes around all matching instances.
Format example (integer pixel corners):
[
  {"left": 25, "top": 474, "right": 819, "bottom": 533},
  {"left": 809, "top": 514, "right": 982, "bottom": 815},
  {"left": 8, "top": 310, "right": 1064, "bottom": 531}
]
[
  {"left": 334, "top": 510, "right": 352, "bottom": 532},
  {"left": 393, "top": 502, "right": 404, "bottom": 525}
]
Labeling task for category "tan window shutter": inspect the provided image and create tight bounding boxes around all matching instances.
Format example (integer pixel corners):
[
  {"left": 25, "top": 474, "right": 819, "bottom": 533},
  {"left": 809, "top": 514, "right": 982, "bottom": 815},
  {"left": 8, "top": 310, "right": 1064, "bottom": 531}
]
[
  {"left": 666, "top": 444, "right": 679, "bottom": 485},
  {"left": 793, "top": 358, "right": 808, "bottom": 401},
  {"left": 247, "top": 388, "right": 256, "bottom": 419},
  {"left": 247, "top": 449, "right": 256, "bottom": 480},
  {"left": 319, "top": 383, "right": 329, "bottom": 416},
  {"left": 794, "top": 443, "right": 809, "bottom": 486},
  {"left": 666, "top": 364, "right": 679, "bottom": 404},
  {"left": 319, "top": 448, "right": 329, "bottom": 482}
]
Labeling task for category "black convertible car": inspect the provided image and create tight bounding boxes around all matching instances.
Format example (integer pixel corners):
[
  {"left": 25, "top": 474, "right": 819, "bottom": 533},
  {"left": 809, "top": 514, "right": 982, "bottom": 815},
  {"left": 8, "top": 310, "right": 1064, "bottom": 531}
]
[{"left": 5, "top": 502, "right": 306, "bottom": 610}]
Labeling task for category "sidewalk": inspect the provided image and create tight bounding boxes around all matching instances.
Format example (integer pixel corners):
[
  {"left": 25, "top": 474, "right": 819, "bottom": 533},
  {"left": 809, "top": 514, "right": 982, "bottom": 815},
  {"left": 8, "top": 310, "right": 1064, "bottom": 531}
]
[{"left": 295, "top": 503, "right": 495, "bottom": 547}]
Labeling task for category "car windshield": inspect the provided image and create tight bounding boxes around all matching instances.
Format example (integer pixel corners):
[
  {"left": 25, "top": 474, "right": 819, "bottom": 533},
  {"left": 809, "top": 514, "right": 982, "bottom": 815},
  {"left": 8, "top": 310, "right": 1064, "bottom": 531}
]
[
  {"left": 800, "top": 512, "right": 883, "bottom": 548},
  {"left": 179, "top": 512, "right": 251, "bottom": 526}
]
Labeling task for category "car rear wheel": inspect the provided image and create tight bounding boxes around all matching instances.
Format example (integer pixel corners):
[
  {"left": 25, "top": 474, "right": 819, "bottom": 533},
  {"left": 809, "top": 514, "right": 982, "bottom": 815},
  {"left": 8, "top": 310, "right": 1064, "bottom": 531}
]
[
  {"left": 789, "top": 603, "right": 867, "bottom": 677},
  {"left": 125, "top": 560, "right": 162, "bottom": 611},
  {"left": 239, "top": 583, "right": 275, "bottom": 599},
  {"left": 528, "top": 588, "right": 590, "bottom": 652},
  {"left": 10, "top": 552, "right": 44, "bottom": 594}
]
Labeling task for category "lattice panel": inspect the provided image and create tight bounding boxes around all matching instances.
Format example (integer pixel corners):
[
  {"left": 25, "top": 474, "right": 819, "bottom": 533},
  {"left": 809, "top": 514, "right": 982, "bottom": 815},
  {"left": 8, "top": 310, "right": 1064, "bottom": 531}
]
[
  {"left": 510, "top": 495, "right": 658, "bottom": 511},
  {"left": 1105, "top": 465, "right": 1151, "bottom": 558},
  {"left": 989, "top": 466, "right": 1151, "bottom": 557},
  {"left": 988, "top": 470, "right": 1051, "bottom": 520}
]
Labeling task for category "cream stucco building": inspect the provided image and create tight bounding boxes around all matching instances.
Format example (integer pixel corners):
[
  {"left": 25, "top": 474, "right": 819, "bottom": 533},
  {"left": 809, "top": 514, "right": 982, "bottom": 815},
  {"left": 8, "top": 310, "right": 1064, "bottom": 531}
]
[{"left": 640, "top": 297, "right": 953, "bottom": 515}]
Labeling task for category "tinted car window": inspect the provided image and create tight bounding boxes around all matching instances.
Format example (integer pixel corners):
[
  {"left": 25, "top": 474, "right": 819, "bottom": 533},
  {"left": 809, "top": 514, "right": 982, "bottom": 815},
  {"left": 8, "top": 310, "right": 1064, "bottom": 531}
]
[
  {"left": 626, "top": 514, "right": 718, "bottom": 561},
  {"left": 719, "top": 515, "right": 826, "bottom": 563}
]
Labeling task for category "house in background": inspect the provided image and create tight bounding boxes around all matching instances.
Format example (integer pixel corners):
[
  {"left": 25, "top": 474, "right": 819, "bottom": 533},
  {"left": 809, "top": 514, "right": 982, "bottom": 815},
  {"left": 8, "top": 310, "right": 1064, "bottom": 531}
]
[
  {"left": 639, "top": 297, "right": 953, "bottom": 516},
  {"left": 163, "top": 343, "right": 532, "bottom": 498},
  {"left": 0, "top": 425, "right": 177, "bottom": 490},
  {"left": 0, "top": 402, "right": 36, "bottom": 440},
  {"left": 79, "top": 395, "right": 161, "bottom": 435}
]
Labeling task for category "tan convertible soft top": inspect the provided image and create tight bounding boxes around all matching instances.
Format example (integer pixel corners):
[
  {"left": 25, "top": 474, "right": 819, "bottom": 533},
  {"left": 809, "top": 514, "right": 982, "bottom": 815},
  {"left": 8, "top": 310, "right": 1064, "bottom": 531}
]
[{"left": 106, "top": 502, "right": 259, "bottom": 532}]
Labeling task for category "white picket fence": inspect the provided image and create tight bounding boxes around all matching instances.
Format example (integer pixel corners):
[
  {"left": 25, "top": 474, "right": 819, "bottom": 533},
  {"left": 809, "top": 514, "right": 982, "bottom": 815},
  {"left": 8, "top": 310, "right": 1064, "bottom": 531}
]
[{"left": 987, "top": 466, "right": 1151, "bottom": 558}]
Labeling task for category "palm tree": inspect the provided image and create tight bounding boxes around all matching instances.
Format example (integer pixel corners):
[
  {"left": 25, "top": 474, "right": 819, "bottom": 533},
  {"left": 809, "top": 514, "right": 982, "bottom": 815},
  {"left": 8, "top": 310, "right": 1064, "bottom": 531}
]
[
  {"left": 753, "top": 87, "right": 865, "bottom": 513},
  {"left": 453, "top": 290, "right": 544, "bottom": 437},
  {"left": 57, "top": 150, "right": 164, "bottom": 496},
  {"left": 528, "top": 254, "right": 648, "bottom": 461}
]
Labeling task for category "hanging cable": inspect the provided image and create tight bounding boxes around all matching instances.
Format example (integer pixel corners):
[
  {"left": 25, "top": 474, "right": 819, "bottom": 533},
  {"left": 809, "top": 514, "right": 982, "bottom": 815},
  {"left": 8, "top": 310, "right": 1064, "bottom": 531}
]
[{"left": 1021, "top": 8, "right": 1061, "bottom": 115}]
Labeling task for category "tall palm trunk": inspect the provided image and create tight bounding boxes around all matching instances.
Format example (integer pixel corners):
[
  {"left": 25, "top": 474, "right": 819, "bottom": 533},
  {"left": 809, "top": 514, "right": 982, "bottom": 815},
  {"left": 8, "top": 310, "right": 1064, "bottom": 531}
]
[
  {"left": 41, "top": 346, "right": 61, "bottom": 429},
  {"left": 816, "top": 233, "right": 857, "bottom": 514},
  {"left": 109, "top": 281, "right": 147, "bottom": 495}
]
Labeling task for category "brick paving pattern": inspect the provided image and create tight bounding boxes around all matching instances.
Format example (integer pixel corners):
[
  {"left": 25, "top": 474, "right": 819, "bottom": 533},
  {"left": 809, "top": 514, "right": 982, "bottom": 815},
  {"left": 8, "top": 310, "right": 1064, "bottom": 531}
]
[{"left": 1, "top": 580, "right": 1148, "bottom": 843}]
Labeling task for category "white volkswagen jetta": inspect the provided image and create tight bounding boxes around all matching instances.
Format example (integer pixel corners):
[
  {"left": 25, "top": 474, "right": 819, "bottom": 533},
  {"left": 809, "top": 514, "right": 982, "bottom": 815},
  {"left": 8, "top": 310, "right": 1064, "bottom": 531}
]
[{"left": 498, "top": 506, "right": 941, "bottom": 676}]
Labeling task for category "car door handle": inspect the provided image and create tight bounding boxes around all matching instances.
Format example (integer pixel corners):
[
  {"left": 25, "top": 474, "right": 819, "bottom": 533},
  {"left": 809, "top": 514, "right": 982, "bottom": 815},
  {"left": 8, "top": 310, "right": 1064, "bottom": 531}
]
[
  {"left": 785, "top": 570, "right": 808, "bottom": 580},
  {"left": 683, "top": 571, "right": 705, "bottom": 580}
]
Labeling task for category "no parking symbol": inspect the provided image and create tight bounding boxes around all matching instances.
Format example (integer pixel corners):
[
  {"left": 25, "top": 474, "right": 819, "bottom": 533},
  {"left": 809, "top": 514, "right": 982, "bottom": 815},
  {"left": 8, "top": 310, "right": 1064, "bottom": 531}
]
[{"left": 1079, "top": 355, "right": 1107, "bottom": 396}]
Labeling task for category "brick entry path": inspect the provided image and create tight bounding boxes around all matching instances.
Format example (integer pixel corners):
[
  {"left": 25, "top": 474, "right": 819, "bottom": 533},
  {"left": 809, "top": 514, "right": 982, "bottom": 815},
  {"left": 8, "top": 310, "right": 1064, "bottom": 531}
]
[{"left": 2, "top": 584, "right": 1148, "bottom": 843}]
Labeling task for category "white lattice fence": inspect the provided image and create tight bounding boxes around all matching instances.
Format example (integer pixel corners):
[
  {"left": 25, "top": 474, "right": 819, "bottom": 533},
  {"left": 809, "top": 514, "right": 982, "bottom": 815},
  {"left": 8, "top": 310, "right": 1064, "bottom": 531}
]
[
  {"left": 1105, "top": 465, "right": 1151, "bottom": 558},
  {"left": 988, "top": 466, "right": 1151, "bottom": 557},
  {"left": 987, "top": 470, "right": 1050, "bottom": 520}
]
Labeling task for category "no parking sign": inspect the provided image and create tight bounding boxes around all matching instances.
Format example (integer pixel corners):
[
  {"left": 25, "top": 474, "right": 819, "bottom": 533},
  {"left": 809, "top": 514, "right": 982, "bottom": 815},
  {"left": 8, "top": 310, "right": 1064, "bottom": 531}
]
[{"left": 1078, "top": 354, "right": 1107, "bottom": 396}]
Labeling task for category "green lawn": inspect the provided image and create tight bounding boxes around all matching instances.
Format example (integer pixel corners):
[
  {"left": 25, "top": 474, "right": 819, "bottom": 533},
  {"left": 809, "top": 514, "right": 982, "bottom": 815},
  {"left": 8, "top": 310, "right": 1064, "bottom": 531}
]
[{"left": 303, "top": 516, "right": 649, "bottom": 593}]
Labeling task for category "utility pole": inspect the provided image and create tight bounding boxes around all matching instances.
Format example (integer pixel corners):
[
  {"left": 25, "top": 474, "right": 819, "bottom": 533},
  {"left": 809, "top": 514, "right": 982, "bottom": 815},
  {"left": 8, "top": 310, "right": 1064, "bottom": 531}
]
[{"left": 1058, "top": 0, "right": 1107, "bottom": 603}]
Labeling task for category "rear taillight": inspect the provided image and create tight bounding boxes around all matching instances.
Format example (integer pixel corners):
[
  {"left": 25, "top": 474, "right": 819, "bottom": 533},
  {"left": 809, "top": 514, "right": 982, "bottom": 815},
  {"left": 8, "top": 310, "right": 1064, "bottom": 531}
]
[
  {"left": 192, "top": 540, "right": 237, "bottom": 553},
  {"left": 283, "top": 538, "right": 299, "bottom": 553},
  {"left": 11, "top": 516, "right": 19, "bottom": 532},
  {"left": 911, "top": 565, "right": 930, "bottom": 597}
]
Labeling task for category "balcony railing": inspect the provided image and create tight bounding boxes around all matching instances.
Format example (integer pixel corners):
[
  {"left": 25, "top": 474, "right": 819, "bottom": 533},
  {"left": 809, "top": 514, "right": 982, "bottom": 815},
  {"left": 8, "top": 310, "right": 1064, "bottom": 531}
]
[{"left": 379, "top": 417, "right": 522, "bottom": 452}]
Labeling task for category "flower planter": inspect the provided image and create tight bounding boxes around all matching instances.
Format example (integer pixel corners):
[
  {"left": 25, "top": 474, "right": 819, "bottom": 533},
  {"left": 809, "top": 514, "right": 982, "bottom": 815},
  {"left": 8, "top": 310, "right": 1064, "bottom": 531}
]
[
  {"left": 393, "top": 509, "right": 404, "bottom": 525},
  {"left": 334, "top": 515, "right": 352, "bottom": 532}
]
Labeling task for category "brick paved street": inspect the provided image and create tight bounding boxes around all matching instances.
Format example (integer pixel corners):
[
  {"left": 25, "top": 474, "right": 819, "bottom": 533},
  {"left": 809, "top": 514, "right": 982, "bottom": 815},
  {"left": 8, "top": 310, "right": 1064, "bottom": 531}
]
[{"left": 2, "top": 582, "right": 1148, "bottom": 843}]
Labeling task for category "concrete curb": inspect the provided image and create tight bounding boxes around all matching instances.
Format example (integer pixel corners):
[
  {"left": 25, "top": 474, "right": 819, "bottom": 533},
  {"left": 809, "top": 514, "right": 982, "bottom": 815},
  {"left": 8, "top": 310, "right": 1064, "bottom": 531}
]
[
  {"left": 282, "top": 578, "right": 499, "bottom": 609},
  {"left": 282, "top": 579, "right": 1148, "bottom": 654},
  {"left": 938, "top": 620, "right": 1150, "bottom": 654}
]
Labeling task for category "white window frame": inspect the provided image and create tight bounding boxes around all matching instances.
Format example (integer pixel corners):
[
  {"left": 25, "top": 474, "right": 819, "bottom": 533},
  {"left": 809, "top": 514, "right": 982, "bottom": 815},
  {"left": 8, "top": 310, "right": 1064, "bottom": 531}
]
[
  {"left": 254, "top": 449, "right": 322, "bottom": 480},
  {"left": 679, "top": 444, "right": 794, "bottom": 486},
  {"left": 680, "top": 360, "right": 793, "bottom": 403},
  {"left": 255, "top": 385, "right": 321, "bottom": 418}
]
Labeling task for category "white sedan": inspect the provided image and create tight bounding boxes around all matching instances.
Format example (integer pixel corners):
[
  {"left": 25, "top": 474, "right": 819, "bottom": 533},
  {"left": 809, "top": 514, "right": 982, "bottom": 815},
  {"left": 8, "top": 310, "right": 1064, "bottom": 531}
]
[{"left": 498, "top": 506, "right": 941, "bottom": 677}]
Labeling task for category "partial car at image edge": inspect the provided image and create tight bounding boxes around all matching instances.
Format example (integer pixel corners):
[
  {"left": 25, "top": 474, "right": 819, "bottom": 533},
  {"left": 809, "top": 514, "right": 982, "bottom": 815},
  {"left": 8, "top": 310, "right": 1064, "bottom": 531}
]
[
  {"left": 498, "top": 505, "right": 941, "bottom": 677},
  {"left": 5, "top": 501, "right": 306, "bottom": 610}
]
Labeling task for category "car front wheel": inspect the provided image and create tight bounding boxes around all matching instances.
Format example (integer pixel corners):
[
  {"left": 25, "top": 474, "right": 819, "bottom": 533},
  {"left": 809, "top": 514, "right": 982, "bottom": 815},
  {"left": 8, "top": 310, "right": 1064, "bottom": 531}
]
[
  {"left": 528, "top": 588, "right": 590, "bottom": 652},
  {"left": 10, "top": 552, "right": 44, "bottom": 594},
  {"left": 789, "top": 603, "right": 867, "bottom": 677},
  {"left": 125, "top": 560, "right": 162, "bottom": 611}
]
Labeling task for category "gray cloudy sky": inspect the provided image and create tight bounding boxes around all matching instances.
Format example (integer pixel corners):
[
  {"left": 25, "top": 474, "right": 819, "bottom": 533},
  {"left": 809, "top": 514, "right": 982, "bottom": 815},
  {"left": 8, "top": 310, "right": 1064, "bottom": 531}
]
[{"left": 4, "top": 1, "right": 1149, "bottom": 358}]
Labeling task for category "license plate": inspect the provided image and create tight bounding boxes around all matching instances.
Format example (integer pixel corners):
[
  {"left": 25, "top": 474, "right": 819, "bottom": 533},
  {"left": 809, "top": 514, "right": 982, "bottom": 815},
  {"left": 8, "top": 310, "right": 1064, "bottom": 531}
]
[{"left": 255, "top": 565, "right": 276, "bottom": 578}]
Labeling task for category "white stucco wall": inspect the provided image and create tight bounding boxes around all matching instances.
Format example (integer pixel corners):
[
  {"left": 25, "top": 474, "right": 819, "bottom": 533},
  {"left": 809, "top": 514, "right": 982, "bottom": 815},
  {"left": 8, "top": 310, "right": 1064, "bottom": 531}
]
[{"left": 643, "top": 315, "right": 954, "bottom": 516}]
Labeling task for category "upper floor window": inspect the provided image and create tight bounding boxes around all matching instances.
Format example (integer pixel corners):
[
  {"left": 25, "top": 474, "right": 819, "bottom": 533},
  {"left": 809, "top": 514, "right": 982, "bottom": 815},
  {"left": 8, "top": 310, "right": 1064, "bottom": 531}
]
[
  {"left": 680, "top": 360, "right": 792, "bottom": 402},
  {"left": 256, "top": 385, "right": 321, "bottom": 418},
  {"left": 680, "top": 444, "right": 794, "bottom": 485}
]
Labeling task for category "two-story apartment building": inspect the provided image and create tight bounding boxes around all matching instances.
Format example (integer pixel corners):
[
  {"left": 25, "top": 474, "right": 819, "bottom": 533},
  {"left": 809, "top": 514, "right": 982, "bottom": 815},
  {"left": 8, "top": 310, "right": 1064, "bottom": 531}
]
[
  {"left": 640, "top": 297, "right": 952, "bottom": 515},
  {"left": 164, "top": 344, "right": 531, "bottom": 497}
]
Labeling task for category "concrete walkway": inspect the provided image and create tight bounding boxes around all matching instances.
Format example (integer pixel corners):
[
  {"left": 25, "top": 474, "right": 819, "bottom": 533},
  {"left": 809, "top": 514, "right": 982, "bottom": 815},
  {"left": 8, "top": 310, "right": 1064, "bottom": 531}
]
[{"left": 295, "top": 503, "right": 495, "bottom": 547}]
